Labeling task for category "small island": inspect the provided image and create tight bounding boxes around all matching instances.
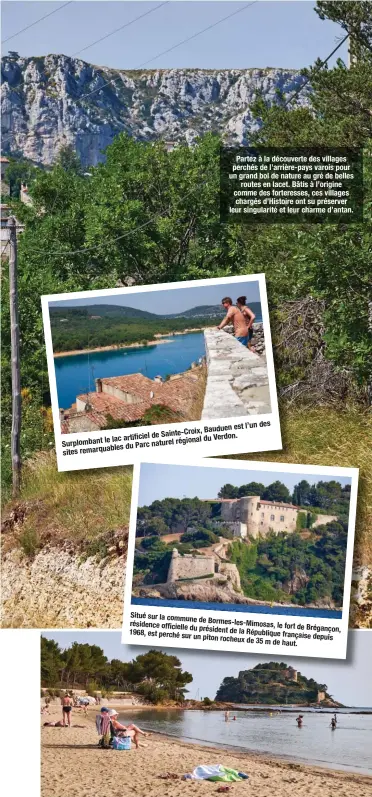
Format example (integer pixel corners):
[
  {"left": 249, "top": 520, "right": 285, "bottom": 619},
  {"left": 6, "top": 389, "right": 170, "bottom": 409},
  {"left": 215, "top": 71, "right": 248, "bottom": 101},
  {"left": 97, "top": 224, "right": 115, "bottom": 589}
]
[{"left": 215, "top": 661, "right": 343, "bottom": 706}]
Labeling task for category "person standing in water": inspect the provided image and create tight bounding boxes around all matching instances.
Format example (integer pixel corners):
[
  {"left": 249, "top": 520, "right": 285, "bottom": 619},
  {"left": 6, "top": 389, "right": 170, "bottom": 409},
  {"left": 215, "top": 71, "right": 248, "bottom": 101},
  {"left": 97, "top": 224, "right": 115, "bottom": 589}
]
[
  {"left": 330, "top": 717, "right": 337, "bottom": 730},
  {"left": 224, "top": 710, "right": 230, "bottom": 722},
  {"left": 236, "top": 296, "right": 256, "bottom": 349},
  {"left": 296, "top": 715, "right": 303, "bottom": 728}
]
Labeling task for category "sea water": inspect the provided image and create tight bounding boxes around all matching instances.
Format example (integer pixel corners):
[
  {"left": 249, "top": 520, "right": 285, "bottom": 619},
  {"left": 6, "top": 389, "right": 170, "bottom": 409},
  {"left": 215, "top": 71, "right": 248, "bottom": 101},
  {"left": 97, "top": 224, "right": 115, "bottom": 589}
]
[
  {"left": 54, "top": 331, "right": 205, "bottom": 409},
  {"left": 123, "top": 707, "right": 372, "bottom": 775}
]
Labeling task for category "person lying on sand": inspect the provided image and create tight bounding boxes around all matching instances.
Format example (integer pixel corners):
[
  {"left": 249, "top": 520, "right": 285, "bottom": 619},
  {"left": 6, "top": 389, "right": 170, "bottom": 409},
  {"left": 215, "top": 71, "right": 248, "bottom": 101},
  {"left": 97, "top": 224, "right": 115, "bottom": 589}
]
[
  {"left": 108, "top": 710, "right": 147, "bottom": 749},
  {"left": 43, "top": 721, "right": 87, "bottom": 728}
]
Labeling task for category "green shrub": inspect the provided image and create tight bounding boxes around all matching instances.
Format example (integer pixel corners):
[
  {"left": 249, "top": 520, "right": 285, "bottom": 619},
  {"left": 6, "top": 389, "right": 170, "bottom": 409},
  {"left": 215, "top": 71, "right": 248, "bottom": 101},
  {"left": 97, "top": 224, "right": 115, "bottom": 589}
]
[{"left": 18, "top": 527, "right": 41, "bottom": 557}]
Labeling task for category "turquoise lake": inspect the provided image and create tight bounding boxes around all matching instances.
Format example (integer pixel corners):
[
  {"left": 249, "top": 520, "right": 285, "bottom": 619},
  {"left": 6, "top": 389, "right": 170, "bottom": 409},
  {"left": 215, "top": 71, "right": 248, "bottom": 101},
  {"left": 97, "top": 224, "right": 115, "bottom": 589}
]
[{"left": 54, "top": 331, "right": 205, "bottom": 409}]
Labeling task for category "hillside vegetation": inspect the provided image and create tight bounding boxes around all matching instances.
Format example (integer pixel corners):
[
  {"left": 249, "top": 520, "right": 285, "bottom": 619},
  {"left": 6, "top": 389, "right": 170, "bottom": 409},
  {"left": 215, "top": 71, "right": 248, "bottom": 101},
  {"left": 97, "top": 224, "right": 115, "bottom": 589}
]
[
  {"left": 50, "top": 305, "right": 221, "bottom": 352},
  {"left": 2, "top": 451, "right": 132, "bottom": 557}
]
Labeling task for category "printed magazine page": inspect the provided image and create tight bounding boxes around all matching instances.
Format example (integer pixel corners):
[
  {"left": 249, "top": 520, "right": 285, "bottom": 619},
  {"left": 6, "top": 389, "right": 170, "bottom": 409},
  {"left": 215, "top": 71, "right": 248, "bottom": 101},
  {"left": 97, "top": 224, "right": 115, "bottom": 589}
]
[
  {"left": 1, "top": 2, "right": 371, "bottom": 796},
  {"left": 41, "top": 274, "right": 282, "bottom": 470}
]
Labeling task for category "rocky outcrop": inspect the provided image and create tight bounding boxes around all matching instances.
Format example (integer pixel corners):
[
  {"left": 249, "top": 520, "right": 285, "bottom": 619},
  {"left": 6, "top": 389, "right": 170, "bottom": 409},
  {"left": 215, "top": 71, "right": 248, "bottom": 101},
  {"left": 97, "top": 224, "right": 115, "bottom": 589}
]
[
  {"left": 350, "top": 566, "right": 372, "bottom": 628},
  {"left": 1, "top": 54, "right": 309, "bottom": 165},
  {"left": 202, "top": 325, "right": 271, "bottom": 419},
  {"left": 135, "top": 580, "right": 293, "bottom": 607},
  {"left": 1, "top": 546, "right": 125, "bottom": 628}
]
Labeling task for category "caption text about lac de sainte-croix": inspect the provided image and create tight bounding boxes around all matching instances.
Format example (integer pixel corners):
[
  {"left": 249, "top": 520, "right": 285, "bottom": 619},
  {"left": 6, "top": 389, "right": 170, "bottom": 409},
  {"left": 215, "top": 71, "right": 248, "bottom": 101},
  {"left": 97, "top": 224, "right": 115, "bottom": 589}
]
[{"left": 60, "top": 420, "right": 272, "bottom": 457}]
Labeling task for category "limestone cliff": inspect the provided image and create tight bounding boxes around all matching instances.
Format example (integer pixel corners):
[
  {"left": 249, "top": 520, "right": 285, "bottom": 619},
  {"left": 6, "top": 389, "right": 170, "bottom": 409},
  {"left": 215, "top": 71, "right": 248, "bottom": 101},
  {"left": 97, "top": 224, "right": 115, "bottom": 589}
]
[
  {"left": 1, "top": 54, "right": 309, "bottom": 165},
  {"left": 1, "top": 545, "right": 125, "bottom": 628}
]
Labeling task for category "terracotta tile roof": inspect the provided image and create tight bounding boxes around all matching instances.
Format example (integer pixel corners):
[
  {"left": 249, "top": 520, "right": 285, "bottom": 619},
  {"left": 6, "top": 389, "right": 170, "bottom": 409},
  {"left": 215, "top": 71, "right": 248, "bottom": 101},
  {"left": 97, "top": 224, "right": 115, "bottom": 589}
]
[
  {"left": 100, "top": 372, "right": 198, "bottom": 415},
  {"left": 100, "top": 373, "right": 155, "bottom": 401},
  {"left": 61, "top": 369, "right": 203, "bottom": 433},
  {"left": 77, "top": 392, "right": 152, "bottom": 422},
  {"left": 0, "top": 157, "right": 9, "bottom": 163}
]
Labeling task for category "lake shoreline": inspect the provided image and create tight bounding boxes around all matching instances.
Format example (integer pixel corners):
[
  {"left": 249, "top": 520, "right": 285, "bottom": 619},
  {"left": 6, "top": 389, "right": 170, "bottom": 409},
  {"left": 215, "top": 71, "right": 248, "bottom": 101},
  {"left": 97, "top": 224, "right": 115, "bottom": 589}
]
[{"left": 53, "top": 328, "right": 208, "bottom": 358}]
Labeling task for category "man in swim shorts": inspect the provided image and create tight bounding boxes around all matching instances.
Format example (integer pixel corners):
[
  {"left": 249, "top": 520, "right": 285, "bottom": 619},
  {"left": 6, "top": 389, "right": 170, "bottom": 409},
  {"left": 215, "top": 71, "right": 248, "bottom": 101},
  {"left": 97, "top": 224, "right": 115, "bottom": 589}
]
[
  {"left": 217, "top": 297, "right": 249, "bottom": 346},
  {"left": 61, "top": 693, "right": 73, "bottom": 726}
]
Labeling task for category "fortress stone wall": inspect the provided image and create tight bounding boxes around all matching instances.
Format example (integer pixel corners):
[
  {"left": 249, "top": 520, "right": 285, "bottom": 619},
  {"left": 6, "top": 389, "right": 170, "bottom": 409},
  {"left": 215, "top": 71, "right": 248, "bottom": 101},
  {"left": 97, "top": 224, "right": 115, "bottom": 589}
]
[
  {"left": 220, "top": 496, "right": 337, "bottom": 539},
  {"left": 167, "top": 548, "right": 215, "bottom": 583}
]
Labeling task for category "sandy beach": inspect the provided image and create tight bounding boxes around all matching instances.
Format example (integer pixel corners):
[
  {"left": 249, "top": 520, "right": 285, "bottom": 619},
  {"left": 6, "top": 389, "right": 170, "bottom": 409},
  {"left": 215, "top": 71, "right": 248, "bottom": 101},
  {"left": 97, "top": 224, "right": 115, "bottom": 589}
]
[{"left": 41, "top": 707, "right": 371, "bottom": 797}]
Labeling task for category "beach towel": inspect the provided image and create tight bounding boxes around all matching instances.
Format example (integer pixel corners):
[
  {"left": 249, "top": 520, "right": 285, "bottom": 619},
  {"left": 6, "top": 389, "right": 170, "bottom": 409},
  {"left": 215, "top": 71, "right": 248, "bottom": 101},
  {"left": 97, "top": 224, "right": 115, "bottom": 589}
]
[{"left": 183, "top": 765, "right": 249, "bottom": 782}]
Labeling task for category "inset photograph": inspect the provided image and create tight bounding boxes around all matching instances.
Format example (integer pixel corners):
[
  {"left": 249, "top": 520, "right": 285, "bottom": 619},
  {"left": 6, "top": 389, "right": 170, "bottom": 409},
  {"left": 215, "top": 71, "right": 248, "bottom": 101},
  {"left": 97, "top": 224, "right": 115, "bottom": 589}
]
[
  {"left": 40, "top": 630, "right": 372, "bottom": 795},
  {"left": 123, "top": 459, "right": 358, "bottom": 658},
  {"left": 42, "top": 275, "right": 281, "bottom": 471}
]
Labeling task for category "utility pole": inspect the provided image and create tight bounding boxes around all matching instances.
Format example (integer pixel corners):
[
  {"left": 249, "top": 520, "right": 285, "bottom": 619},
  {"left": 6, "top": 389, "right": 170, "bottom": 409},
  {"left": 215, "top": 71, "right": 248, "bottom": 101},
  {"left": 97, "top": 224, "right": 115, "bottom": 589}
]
[{"left": 8, "top": 215, "right": 21, "bottom": 497}]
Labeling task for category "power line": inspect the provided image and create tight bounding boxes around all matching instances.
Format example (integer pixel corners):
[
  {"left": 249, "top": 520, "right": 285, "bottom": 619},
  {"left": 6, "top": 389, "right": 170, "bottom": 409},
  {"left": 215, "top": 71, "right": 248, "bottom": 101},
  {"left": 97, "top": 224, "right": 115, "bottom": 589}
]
[
  {"left": 282, "top": 32, "right": 349, "bottom": 109},
  {"left": 138, "top": 1, "right": 258, "bottom": 69},
  {"left": 2, "top": 2, "right": 73, "bottom": 45},
  {"left": 71, "top": 2, "right": 169, "bottom": 58},
  {"left": 70, "top": 1, "right": 258, "bottom": 104}
]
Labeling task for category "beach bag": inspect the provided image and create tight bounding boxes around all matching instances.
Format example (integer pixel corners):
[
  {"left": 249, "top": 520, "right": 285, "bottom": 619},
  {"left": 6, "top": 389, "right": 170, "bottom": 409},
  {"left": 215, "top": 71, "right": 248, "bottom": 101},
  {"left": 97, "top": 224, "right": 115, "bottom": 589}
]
[{"left": 112, "top": 734, "right": 131, "bottom": 750}]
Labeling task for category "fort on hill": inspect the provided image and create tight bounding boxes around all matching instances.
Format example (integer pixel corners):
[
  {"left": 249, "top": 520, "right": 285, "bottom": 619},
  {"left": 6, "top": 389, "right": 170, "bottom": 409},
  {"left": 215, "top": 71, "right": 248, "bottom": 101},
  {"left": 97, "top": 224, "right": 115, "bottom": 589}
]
[
  {"left": 211, "top": 495, "right": 337, "bottom": 538},
  {"left": 215, "top": 662, "right": 343, "bottom": 706}
]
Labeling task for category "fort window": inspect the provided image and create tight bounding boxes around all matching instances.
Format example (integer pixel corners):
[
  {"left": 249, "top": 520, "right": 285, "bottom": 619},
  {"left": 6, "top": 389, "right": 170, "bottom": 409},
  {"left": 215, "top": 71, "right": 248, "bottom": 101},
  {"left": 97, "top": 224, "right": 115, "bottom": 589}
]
[
  {"left": 280, "top": 515, "right": 285, "bottom": 521},
  {"left": 260, "top": 521, "right": 264, "bottom": 525},
  {"left": 261, "top": 512, "right": 265, "bottom": 518},
  {"left": 270, "top": 514, "right": 275, "bottom": 521}
]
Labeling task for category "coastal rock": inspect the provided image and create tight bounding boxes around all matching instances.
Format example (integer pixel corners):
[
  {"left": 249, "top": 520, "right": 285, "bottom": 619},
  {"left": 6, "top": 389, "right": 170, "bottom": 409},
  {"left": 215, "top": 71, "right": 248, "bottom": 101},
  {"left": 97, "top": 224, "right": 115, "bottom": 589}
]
[
  {"left": 1, "top": 545, "right": 126, "bottom": 628},
  {"left": 1, "top": 55, "right": 310, "bottom": 165}
]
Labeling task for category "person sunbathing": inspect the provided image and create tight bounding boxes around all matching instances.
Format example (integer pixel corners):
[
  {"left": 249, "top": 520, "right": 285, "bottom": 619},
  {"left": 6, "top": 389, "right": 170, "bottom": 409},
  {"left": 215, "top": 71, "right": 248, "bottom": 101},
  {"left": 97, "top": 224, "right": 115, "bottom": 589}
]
[{"left": 109, "top": 710, "right": 147, "bottom": 749}]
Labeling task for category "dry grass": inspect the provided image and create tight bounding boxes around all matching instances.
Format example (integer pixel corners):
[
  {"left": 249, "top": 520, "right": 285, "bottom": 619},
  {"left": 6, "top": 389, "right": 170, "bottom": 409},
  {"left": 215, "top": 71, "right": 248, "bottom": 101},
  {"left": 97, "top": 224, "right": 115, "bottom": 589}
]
[
  {"left": 2, "top": 450, "right": 133, "bottom": 552},
  {"left": 234, "top": 405, "right": 372, "bottom": 566}
]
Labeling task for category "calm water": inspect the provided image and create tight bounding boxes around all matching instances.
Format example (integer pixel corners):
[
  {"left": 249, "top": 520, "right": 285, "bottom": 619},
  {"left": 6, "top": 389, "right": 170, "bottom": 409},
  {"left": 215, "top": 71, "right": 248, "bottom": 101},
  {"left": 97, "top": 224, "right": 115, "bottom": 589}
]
[
  {"left": 131, "top": 597, "right": 342, "bottom": 619},
  {"left": 124, "top": 708, "right": 372, "bottom": 775},
  {"left": 54, "top": 332, "right": 205, "bottom": 409}
]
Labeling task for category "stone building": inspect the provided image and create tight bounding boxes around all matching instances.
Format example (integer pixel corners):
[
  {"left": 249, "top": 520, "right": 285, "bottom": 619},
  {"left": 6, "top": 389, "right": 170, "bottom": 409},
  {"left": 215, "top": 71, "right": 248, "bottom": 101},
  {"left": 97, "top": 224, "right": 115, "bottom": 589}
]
[
  {"left": 167, "top": 548, "right": 215, "bottom": 583},
  {"left": 214, "top": 495, "right": 337, "bottom": 539},
  {"left": 283, "top": 666, "right": 298, "bottom": 682},
  {"left": 166, "top": 547, "right": 242, "bottom": 591},
  {"left": 60, "top": 369, "right": 203, "bottom": 433}
]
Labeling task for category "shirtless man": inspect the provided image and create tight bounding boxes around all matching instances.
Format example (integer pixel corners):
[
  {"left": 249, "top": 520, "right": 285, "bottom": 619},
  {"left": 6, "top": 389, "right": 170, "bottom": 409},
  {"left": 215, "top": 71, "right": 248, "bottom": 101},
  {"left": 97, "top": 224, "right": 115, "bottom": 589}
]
[
  {"left": 61, "top": 693, "right": 73, "bottom": 727},
  {"left": 217, "top": 297, "right": 249, "bottom": 346}
]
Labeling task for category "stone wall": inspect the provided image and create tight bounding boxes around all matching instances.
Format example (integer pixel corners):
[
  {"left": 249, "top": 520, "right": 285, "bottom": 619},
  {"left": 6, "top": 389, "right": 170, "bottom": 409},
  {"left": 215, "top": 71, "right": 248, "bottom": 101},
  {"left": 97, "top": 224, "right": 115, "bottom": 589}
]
[
  {"left": 312, "top": 514, "right": 338, "bottom": 527},
  {"left": 167, "top": 548, "right": 215, "bottom": 583},
  {"left": 202, "top": 328, "right": 271, "bottom": 419}
]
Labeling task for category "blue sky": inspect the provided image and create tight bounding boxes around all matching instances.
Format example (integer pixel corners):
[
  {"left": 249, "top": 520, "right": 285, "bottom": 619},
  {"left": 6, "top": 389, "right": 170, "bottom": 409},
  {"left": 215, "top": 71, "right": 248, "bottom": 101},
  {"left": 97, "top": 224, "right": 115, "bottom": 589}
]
[
  {"left": 43, "top": 631, "right": 372, "bottom": 706},
  {"left": 138, "top": 462, "right": 352, "bottom": 505},
  {"left": 50, "top": 280, "right": 261, "bottom": 314},
  {"left": 3, "top": 2, "right": 348, "bottom": 70}
]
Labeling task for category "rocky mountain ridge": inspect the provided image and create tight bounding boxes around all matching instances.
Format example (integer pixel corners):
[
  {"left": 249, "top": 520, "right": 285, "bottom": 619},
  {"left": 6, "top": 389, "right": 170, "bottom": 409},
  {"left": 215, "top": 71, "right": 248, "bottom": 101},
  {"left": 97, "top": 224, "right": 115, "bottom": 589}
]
[{"left": 1, "top": 53, "right": 310, "bottom": 166}]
